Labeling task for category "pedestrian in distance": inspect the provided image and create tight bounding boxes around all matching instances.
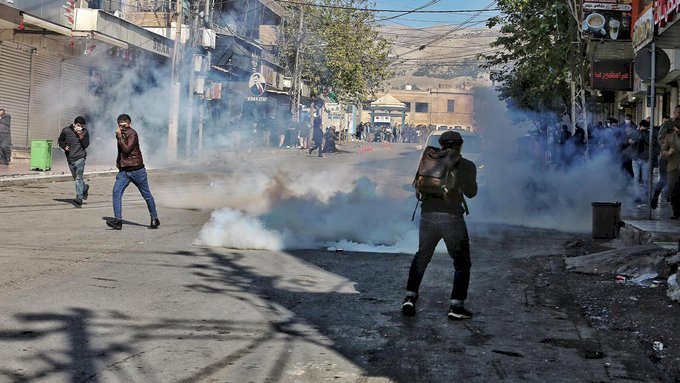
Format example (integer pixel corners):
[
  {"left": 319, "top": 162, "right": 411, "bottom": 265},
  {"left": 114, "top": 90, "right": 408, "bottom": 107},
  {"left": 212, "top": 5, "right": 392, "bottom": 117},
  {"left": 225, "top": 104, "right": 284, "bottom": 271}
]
[
  {"left": 660, "top": 112, "right": 680, "bottom": 220},
  {"left": 403, "top": 130, "right": 478, "bottom": 320},
  {"left": 58, "top": 116, "right": 90, "bottom": 207},
  {"left": 652, "top": 111, "right": 679, "bottom": 209},
  {"left": 0, "top": 108, "right": 11, "bottom": 165},
  {"left": 106, "top": 114, "right": 160, "bottom": 230},
  {"left": 308, "top": 117, "right": 324, "bottom": 157}
]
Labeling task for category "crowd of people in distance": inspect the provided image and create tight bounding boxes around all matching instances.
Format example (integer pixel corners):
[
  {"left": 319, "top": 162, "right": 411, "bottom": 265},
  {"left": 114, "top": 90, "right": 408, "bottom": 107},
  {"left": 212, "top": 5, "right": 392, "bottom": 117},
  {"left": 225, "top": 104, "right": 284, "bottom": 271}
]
[{"left": 517, "top": 108, "right": 680, "bottom": 219}]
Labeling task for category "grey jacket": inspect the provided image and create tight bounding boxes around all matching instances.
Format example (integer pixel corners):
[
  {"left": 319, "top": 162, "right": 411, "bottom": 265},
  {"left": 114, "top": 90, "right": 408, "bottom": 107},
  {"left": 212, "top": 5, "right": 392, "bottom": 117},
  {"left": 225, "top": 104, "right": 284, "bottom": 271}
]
[{"left": 58, "top": 125, "right": 90, "bottom": 163}]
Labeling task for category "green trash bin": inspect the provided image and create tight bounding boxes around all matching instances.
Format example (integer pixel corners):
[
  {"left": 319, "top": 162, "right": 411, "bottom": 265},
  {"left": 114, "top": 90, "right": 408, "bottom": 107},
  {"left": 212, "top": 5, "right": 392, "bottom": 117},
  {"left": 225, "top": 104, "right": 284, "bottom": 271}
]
[{"left": 30, "top": 139, "right": 53, "bottom": 171}]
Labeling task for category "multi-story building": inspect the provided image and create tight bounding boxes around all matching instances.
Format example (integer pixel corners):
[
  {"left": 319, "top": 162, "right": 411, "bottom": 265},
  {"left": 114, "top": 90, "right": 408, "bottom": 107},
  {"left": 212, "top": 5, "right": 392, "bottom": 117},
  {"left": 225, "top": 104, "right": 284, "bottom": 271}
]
[
  {"left": 0, "top": 0, "right": 174, "bottom": 155},
  {"left": 362, "top": 84, "right": 475, "bottom": 131}
]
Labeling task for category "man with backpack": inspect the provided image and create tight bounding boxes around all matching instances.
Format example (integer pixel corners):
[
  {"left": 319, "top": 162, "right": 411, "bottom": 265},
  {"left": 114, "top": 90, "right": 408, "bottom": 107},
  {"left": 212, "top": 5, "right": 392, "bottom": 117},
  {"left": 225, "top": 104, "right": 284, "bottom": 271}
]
[{"left": 402, "top": 130, "right": 478, "bottom": 320}]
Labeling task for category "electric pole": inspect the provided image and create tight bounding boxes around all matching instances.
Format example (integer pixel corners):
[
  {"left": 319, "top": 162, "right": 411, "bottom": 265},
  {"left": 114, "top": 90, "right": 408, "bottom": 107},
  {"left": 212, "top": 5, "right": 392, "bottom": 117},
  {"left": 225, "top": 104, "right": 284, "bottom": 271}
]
[
  {"left": 167, "top": 0, "right": 184, "bottom": 161},
  {"left": 291, "top": 6, "right": 304, "bottom": 122}
]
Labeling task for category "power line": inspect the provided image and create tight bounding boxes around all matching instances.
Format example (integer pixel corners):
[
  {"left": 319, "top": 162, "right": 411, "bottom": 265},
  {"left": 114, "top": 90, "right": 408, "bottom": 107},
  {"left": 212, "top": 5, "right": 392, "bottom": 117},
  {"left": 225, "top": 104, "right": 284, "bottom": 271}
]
[
  {"left": 274, "top": 0, "right": 499, "bottom": 13},
  {"left": 374, "top": 0, "right": 441, "bottom": 22}
]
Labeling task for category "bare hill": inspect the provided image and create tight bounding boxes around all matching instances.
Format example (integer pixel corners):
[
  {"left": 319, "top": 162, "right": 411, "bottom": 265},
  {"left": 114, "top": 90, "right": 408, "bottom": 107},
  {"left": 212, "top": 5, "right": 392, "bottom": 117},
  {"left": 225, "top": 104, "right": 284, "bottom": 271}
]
[{"left": 378, "top": 25, "right": 499, "bottom": 90}]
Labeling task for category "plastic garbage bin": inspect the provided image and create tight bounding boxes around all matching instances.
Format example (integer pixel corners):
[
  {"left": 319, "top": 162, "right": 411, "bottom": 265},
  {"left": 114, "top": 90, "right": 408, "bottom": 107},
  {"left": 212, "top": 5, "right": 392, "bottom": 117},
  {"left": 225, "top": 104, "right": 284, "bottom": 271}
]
[
  {"left": 30, "top": 139, "right": 53, "bottom": 171},
  {"left": 591, "top": 202, "right": 622, "bottom": 239}
]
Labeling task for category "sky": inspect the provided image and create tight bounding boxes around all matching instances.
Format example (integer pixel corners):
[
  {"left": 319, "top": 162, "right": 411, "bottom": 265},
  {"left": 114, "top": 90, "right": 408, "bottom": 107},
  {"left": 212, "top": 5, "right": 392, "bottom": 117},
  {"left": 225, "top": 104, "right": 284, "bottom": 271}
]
[{"left": 372, "top": 0, "right": 500, "bottom": 28}]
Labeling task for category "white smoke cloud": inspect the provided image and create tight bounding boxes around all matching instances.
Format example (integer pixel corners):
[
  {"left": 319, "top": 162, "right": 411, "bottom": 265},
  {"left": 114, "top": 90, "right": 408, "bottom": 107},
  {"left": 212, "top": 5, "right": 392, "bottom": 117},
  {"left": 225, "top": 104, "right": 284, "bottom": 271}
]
[
  {"left": 467, "top": 87, "right": 630, "bottom": 231},
  {"left": 195, "top": 176, "right": 420, "bottom": 251}
]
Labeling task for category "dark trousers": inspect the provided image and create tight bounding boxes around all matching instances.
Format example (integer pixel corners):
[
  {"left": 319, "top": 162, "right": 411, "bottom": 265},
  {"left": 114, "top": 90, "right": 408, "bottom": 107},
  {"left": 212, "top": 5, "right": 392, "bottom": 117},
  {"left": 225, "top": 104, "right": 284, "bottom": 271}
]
[
  {"left": 0, "top": 133, "right": 11, "bottom": 164},
  {"left": 309, "top": 138, "right": 323, "bottom": 157},
  {"left": 406, "top": 212, "right": 471, "bottom": 301},
  {"left": 653, "top": 157, "right": 668, "bottom": 198}
]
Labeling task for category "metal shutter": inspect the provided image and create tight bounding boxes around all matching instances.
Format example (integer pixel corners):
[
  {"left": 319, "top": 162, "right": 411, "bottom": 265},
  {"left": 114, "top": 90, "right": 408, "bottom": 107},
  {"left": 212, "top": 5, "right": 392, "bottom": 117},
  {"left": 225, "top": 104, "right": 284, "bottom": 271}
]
[
  {"left": 0, "top": 42, "right": 32, "bottom": 148},
  {"left": 59, "top": 60, "right": 89, "bottom": 129},
  {"left": 29, "top": 54, "right": 63, "bottom": 141}
]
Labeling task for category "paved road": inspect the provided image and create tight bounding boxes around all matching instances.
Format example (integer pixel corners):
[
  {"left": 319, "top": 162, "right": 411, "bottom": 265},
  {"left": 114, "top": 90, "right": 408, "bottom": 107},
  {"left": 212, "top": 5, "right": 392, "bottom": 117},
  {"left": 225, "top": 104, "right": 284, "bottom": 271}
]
[{"left": 0, "top": 144, "right": 629, "bottom": 382}]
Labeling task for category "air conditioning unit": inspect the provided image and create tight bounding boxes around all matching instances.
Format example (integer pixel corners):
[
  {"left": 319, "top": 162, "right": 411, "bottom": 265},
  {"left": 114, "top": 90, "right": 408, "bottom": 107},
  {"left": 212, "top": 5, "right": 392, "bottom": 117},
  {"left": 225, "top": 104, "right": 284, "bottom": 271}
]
[
  {"left": 195, "top": 77, "right": 205, "bottom": 94},
  {"left": 202, "top": 29, "right": 216, "bottom": 49}
]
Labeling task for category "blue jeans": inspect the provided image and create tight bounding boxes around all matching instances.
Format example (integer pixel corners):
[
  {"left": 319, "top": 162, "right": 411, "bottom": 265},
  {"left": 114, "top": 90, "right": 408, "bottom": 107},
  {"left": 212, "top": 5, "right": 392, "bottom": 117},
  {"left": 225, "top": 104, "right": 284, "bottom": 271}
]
[
  {"left": 406, "top": 212, "right": 471, "bottom": 301},
  {"left": 112, "top": 168, "right": 158, "bottom": 220},
  {"left": 68, "top": 158, "right": 86, "bottom": 199},
  {"left": 632, "top": 158, "right": 650, "bottom": 200}
]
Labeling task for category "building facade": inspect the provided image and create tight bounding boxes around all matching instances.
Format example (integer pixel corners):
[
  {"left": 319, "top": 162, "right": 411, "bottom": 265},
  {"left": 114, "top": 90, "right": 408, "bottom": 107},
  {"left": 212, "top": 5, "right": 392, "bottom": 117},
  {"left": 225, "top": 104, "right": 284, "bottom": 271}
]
[{"left": 363, "top": 86, "right": 475, "bottom": 131}]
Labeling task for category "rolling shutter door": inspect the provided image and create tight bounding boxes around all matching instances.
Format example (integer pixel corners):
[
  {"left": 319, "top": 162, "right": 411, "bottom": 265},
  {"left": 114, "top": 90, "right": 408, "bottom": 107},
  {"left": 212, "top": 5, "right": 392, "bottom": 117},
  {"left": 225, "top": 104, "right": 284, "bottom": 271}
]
[
  {"left": 29, "top": 54, "right": 62, "bottom": 141},
  {"left": 0, "top": 42, "right": 32, "bottom": 148},
  {"left": 59, "top": 60, "right": 89, "bottom": 129}
]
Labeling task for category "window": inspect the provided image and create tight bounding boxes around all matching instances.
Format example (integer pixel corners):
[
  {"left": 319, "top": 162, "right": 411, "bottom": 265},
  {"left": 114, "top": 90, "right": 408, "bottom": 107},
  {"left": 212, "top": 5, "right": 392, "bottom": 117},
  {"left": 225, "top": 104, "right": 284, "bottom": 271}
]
[
  {"left": 415, "top": 102, "right": 429, "bottom": 113},
  {"left": 403, "top": 102, "right": 411, "bottom": 111},
  {"left": 447, "top": 99, "right": 455, "bottom": 112}
]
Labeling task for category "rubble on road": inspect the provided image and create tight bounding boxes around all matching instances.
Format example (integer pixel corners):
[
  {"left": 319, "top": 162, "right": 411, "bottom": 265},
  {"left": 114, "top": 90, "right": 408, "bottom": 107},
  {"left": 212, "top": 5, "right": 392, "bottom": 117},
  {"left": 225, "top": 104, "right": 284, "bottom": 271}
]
[{"left": 566, "top": 244, "right": 674, "bottom": 278}]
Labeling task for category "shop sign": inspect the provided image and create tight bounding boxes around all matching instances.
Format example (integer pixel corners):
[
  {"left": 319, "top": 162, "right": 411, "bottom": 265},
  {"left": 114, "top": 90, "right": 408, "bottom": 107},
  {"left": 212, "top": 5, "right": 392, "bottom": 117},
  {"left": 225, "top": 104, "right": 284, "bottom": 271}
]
[
  {"left": 633, "top": 6, "right": 655, "bottom": 53},
  {"left": 582, "top": 0, "right": 633, "bottom": 40},
  {"left": 655, "top": 0, "right": 680, "bottom": 29},
  {"left": 152, "top": 37, "right": 171, "bottom": 55},
  {"left": 591, "top": 60, "right": 633, "bottom": 90}
]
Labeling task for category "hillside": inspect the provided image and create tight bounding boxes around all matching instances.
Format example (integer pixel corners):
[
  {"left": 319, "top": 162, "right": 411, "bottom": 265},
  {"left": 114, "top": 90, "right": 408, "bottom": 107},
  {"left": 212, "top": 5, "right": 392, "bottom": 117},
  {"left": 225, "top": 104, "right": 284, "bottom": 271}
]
[{"left": 378, "top": 25, "right": 499, "bottom": 90}]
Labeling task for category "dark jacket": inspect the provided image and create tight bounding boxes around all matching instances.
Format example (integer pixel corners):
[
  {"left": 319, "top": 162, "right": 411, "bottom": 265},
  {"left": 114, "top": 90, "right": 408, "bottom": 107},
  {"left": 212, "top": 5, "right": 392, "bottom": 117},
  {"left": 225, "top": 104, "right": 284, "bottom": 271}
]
[
  {"left": 0, "top": 114, "right": 10, "bottom": 134},
  {"left": 58, "top": 124, "right": 89, "bottom": 163},
  {"left": 421, "top": 151, "right": 478, "bottom": 216},
  {"left": 116, "top": 127, "right": 144, "bottom": 171}
]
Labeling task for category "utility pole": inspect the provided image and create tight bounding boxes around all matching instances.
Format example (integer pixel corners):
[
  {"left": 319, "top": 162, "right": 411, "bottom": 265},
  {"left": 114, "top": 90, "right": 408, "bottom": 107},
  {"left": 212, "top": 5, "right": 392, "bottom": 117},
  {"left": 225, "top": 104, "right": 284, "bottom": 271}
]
[
  {"left": 197, "top": 0, "right": 213, "bottom": 155},
  {"left": 185, "top": 0, "right": 202, "bottom": 158},
  {"left": 291, "top": 6, "right": 304, "bottom": 122},
  {"left": 648, "top": 42, "right": 657, "bottom": 220},
  {"left": 168, "top": 0, "right": 184, "bottom": 161}
]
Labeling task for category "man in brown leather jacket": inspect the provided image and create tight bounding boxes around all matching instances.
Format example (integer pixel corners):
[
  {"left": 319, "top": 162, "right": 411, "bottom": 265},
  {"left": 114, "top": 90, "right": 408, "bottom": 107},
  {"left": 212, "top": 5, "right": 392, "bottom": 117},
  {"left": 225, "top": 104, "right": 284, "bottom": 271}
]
[
  {"left": 106, "top": 114, "right": 160, "bottom": 230},
  {"left": 661, "top": 114, "right": 680, "bottom": 219}
]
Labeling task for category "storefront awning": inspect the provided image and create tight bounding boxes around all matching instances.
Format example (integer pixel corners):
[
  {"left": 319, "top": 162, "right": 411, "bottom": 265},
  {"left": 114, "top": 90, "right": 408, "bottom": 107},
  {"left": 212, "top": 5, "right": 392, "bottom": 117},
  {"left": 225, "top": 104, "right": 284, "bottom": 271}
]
[
  {"left": 73, "top": 8, "right": 173, "bottom": 57},
  {"left": 656, "top": 20, "right": 680, "bottom": 49},
  {"left": 0, "top": 4, "right": 71, "bottom": 38}
]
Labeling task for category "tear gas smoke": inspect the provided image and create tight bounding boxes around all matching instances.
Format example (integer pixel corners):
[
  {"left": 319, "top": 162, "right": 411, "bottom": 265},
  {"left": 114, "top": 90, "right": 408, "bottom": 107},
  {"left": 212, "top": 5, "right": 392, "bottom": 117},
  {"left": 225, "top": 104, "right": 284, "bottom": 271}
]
[
  {"left": 196, "top": 176, "right": 420, "bottom": 252},
  {"left": 468, "top": 87, "right": 630, "bottom": 231},
  {"left": 195, "top": 88, "right": 632, "bottom": 252}
]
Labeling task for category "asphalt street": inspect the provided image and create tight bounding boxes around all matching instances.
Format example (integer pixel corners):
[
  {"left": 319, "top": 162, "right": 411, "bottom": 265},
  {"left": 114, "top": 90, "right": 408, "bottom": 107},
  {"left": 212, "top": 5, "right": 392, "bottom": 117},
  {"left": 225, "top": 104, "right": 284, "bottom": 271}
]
[{"left": 0, "top": 143, "right": 657, "bottom": 382}]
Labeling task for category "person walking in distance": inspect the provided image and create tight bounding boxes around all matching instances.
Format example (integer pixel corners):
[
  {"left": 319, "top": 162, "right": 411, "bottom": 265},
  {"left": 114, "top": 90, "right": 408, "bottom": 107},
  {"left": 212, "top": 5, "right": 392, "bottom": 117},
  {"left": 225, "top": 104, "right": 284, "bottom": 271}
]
[
  {"left": 58, "top": 116, "right": 90, "bottom": 207},
  {"left": 403, "top": 131, "right": 478, "bottom": 320},
  {"left": 106, "top": 114, "right": 160, "bottom": 230},
  {"left": 0, "top": 108, "right": 11, "bottom": 165}
]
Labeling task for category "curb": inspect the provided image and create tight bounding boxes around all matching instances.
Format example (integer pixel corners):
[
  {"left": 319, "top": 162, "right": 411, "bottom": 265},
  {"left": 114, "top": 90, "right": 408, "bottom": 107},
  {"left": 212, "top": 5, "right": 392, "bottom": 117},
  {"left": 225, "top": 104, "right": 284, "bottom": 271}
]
[{"left": 0, "top": 170, "right": 119, "bottom": 187}]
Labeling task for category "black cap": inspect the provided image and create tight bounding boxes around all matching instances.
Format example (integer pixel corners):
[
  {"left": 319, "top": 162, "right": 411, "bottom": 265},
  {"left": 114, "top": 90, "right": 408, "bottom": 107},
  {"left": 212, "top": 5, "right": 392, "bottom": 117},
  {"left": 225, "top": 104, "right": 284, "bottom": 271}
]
[{"left": 439, "top": 131, "right": 463, "bottom": 145}]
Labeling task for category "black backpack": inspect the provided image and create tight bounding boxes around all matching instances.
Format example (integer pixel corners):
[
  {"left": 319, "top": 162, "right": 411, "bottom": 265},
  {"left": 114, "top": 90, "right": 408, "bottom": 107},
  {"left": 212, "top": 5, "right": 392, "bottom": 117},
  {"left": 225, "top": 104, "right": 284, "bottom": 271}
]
[{"left": 411, "top": 146, "right": 468, "bottom": 219}]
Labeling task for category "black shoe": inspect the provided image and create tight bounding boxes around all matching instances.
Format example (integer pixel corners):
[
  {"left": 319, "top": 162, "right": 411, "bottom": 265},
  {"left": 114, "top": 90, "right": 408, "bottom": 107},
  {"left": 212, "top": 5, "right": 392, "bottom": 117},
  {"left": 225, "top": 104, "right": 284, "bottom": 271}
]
[
  {"left": 83, "top": 184, "right": 89, "bottom": 200},
  {"left": 401, "top": 296, "right": 417, "bottom": 316},
  {"left": 106, "top": 218, "right": 122, "bottom": 230},
  {"left": 448, "top": 305, "right": 473, "bottom": 320},
  {"left": 73, "top": 198, "right": 83, "bottom": 207},
  {"left": 671, "top": 216, "right": 679, "bottom": 220},
  {"left": 149, "top": 218, "right": 160, "bottom": 229},
  {"left": 309, "top": 148, "right": 314, "bottom": 155}
]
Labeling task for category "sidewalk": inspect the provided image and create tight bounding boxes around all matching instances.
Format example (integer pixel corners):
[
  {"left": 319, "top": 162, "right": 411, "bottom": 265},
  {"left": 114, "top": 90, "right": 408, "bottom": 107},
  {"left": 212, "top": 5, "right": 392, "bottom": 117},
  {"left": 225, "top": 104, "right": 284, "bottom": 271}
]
[
  {"left": 620, "top": 199, "right": 680, "bottom": 248},
  {"left": 0, "top": 155, "right": 118, "bottom": 187}
]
